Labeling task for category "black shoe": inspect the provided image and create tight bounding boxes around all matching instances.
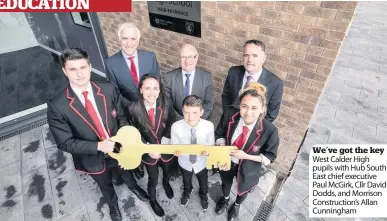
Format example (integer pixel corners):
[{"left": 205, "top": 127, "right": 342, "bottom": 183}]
[
  {"left": 227, "top": 203, "right": 240, "bottom": 221},
  {"left": 180, "top": 190, "right": 192, "bottom": 206},
  {"left": 134, "top": 165, "right": 145, "bottom": 179},
  {"left": 109, "top": 203, "right": 122, "bottom": 221},
  {"left": 200, "top": 195, "right": 209, "bottom": 210},
  {"left": 129, "top": 186, "right": 149, "bottom": 202},
  {"left": 150, "top": 200, "right": 165, "bottom": 217},
  {"left": 163, "top": 182, "right": 174, "bottom": 199},
  {"left": 215, "top": 197, "right": 229, "bottom": 215}
]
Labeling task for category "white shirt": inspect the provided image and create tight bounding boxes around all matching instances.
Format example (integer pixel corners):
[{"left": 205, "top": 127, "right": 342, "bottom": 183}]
[
  {"left": 182, "top": 68, "right": 196, "bottom": 95},
  {"left": 215, "top": 118, "right": 270, "bottom": 166},
  {"left": 242, "top": 69, "right": 263, "bottom": 88},
  {"left": 171, "top": 119, "right": 215, "bottom": 173},
  {"left": 122, "top": 50, "right": 140, "bottom": 80},
  {"left": 71, "top": 83, "right": 109, "bottom": 138}
]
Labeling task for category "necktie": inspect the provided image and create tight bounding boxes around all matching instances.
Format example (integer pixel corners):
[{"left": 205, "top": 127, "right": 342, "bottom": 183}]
[
  {"left": 233, "top": 126, "right": 249, "bottom": 150},
  {"left": 184, "top": 73, "right": 191, "bottom": 97},
  {"left": 82, "top": 91, "right": 106, "bottom": 140},
  {"left": 148, "top": 108, "right": 155, "bottom": 127},
  {"left": 128, "top": 56, "right": 138, "bottom": 86},
  {"left": 189, "top": 128, "right": 197, "bottom": 164},
  {"left": 244, "top": 76, "right": 254, "bottom": 88}
]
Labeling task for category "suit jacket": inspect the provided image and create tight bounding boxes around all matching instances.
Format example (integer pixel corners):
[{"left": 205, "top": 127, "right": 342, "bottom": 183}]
[
  {"left": 215, "top": 107, "right": 279, "bottom": 195},
  {"left": 47, "top": 81, "right": 128, "bottom": 174},
  {"left": 221, "top": 66, "right": 284, "bottom": 122},
  {"left": 163, "top": 67, "right": 214, "bottom": 120},
  {"left": 127, "top": 101, "right": 175, "bottom": 165},
  {"left": 105, "top": 49, "right": 160, "bottom": 103}
]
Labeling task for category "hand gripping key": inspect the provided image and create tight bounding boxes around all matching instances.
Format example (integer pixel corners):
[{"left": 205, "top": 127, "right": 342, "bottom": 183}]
[{"left": 108, "top": 126, "right": 236, "bottom": 170}]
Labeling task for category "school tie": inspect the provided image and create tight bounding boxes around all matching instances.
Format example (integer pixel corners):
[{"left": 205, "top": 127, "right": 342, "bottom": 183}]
[
  {"left": 128, "top": 56, "right": 139, "bottom": 86},
  {"left": 244, "top": 76, "right": 254, "bottom": 88},
  {"left": 184, "top": 73, "right": 191, "bottom": 97},
  {"left": 189, "top": 128, "right": 197, "bottom": 164},
  {"left": 233, "top": 126, "right": 249, "bottom": 150},
  {"left": 148, "top": 108, "right": 155, "bottom": 127},
  {"left": 82, "top": 91, "right": 106, "bottom": 140}
]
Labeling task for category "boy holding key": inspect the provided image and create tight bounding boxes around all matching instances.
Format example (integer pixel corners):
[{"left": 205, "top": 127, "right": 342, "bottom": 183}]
[{"left": 171, "top": 95, "right": 215, "bottom": 210}]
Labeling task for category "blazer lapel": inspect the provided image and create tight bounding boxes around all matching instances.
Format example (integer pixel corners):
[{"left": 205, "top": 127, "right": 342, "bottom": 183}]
[
  {"left": 137, "top": 50, "right": 145, "bottom": 78},
  {"left": 237, "top": 68, "right": 245, "bottom": 89},
  {"left": 175, "top": 69, "right": 184, "bottom": 101},
  {"left": 91, "top": 82, "right": 111, "bottom": 137},
  {"left": 227, "top": 112, "right": 241, "bottom": 145},
  {"left": 258, "top": 68, "right": 272, "bottom": 86},
  {"left": 191, "top": 69, "right": 202, "bottom": 95},
  {"left": 66, "top": 87, "right": 98, "bottom": 137},
  {"left": 243, "top": 120, "right": 263, "bottom": 153}
]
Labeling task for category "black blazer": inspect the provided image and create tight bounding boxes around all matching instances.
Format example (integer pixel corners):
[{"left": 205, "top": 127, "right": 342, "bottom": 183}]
[
  {"left": 127, "top": 101, "right": 175, "bottom": 165},
  {"left": 105, "top": 49, "right": 160, "bottom": 104},
  {"left": 47, "top": 81, "right": 128, "bottom": 174},
  {"left": 221, "top": 66, "right": 284, "bottom": 122},
  {"left": 163, "top": 67, "right": 214, "bottom": 121},
  {"left": 215, "top": 107, "right": 279, "bottom": 195}
]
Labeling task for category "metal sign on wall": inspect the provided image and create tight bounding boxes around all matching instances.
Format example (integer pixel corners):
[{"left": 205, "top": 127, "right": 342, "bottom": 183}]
[{"left": 147, "top": 1, "right": 201, "bottom": 37}]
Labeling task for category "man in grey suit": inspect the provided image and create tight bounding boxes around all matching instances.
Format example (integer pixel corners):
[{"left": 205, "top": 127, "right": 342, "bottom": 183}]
[
  {"left": 105, "top": 22, "right": 160, "bottom": 104},
  {"left": 164, "top": 44, "right": 214, "bottom": 121},
  {"left": 221, "top": 40, "right": 283, "bottom": 122},
  {"left": 105, "top": 22, "right": 159, "bottom": 181}
]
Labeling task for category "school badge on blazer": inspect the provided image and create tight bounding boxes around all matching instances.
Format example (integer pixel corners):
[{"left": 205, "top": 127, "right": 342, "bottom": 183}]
[
  {"left": 111, "top": 109, "right": 117, "bottom": 118},
  {"left": 162, "top": 122, "right": 166, "bottom": 128},
  {"left": 253, "top": 145, "right": 260, "bottom": 152}
]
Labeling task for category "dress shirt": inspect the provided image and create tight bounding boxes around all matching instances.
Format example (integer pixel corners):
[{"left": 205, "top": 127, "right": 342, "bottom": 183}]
[
  {"left": 122, "top": 49, "right": 140, "bottom": 80},
  {"left": 171, "top": 119, "right": 215, "bottom": 173},
  {"left": 71, "top": 83, "right": 109, "bottom": 138},
  {"left": 215, "top": 118, "right": 270, "bottom": 166},
  {"left": 241, "top": 68, "right": 263, "bottom": 88},
  {"left": 182, "top": 68, "right": 196, "bottom": 96}
]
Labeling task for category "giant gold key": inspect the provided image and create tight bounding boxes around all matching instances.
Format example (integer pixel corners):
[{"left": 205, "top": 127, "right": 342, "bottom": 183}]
[{"left": 108, "top": 126, "right": 237, "bottom": 170}]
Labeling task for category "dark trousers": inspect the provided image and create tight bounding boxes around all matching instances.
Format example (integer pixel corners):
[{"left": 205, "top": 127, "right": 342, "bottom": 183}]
[
  {"left": 90, "top": 158, "right": 137, "bottom": 205},
  {"left": 180, "top": 166, "right": 208, "bottom": 197},
  {"left": 219, "top": 163, "right": 248, "bottom": 204},
  {"left": 144, "top": 160, "right": 172, "bottom": 200}
]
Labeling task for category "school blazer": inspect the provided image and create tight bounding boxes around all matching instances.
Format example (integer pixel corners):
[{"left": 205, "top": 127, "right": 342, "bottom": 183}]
[
  {"left": 215, "top": 107, "right": 279, "bottom": 195},
  {"left": 47, "top": 81, "right": 129, "bottom": 174},
  {"left": 127, "top": 101, "right": 175, "bottom": 165}
]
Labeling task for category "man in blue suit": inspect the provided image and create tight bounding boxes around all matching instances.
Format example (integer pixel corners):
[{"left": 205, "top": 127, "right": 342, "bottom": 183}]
[
  {"left": 105, "top": 22, "right": 160, "bottom": 105},
  {"left": 105, "top": 22, "right": 160, "bottom": 181}
]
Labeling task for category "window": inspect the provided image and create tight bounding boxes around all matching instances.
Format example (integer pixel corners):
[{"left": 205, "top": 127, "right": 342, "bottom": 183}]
[{"left": 71, "top": 12, "right": 91, "bottom": 28}]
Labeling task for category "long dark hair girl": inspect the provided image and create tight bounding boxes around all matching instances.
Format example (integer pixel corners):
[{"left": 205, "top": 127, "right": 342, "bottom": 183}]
[{"left": 128, "top": 73, "right": 171, "bottom": 130}]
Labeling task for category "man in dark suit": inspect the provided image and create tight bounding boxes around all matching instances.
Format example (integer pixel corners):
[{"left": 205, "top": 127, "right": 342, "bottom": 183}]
[
  {"left": 221, "top": 40, "right": 283, "bottom": 122},
  {"left": 105, "top": 22, "right": 159, "bottom": 180},
  {"left": 47, "top": 48, "right": 148, "bottom": 221},
  {"left": 163, "top": 44, "right": 214, "bottom": 121},
  {"left": 105, "top": 22, "right": 160, "bottom": 104}
]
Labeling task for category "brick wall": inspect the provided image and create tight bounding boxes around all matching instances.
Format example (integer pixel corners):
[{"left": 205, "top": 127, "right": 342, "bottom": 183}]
[{"left": 97, "top": 1, "right": 357, "bottom": 173}]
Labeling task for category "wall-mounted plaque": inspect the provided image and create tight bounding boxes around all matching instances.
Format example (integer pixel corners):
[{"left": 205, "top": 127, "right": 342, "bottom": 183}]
[{"left": 147, "top": 1, "right": 201, "bottom": 37}]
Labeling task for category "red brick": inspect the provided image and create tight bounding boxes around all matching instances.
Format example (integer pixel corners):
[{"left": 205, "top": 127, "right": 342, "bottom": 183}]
[
  {"left": 287, "top": 74, "right": 300, "bottom": 82},
  {"left": 316, "top": 19, "right": 349, "bottom": 32},
  {"left": 274, "top": 20, "right": 299, "bottom": 32},
  {"left": 279, "top": 48, "right": 306, "bottom": 60},
  {"left": 202, "top": 1, "right": 217, "bottom": 9},
  {"left": 305, "top": 54, "right": 334, "bottom": 67},
  {"left": 300, "top": 70, "right": 327, "bottom": 81},
  {"left": 290, "top": 59, "right": 318, "bottom": 72},
  {"left": 217, "top": 2, "right": 238, "bottom": 13},
  {"left": 298, "top": 26, "right": 329, "bottom": 38},
  {"left": 309, "top": 37, "right": 341, "bottom": 50},
  {"left": 311, "top": 80, "right": 326, "bottom": 90},
  {"left": 249, "top": 16, "right": 273, "bottom": 26},
  {"left": 283, "top": 32, "right": 310, "bottom": 44},
  {"left": 303, "top": 6, "right": 337, "bottom": 19},
  {"left": 259, "top": 27, "right": 283, "bottom": 38},
  {"left": 321, "top": 1, "right": 357, "bottom": 11},
  {"left": 256, "top": 2, "right": 276, "bottom": 10},
  {"left": 275, "top": 2, "right": 305, "bottom": 14},
  {"left": 335, "top": 10, "right": 354, "bottom": 21},
  {"left": 279, "top": 40, "right": 296, "bottom": 50},
  {"left": 286, "top": 14, "right": 317, "bottom": 26},
  {"left": 322, "top": 49, "right": 338, "bottom": 59},
  {"left": 261, "top": 9, "right": 287, "bottom": 20},
  {"left": 276, "top": 63, "right": 301, "bottom": 75},
  {"left": 327, "top": 30, "right": 346, "bottom": 41},
  {"left": 316, "top": 66, "right": 331, "bottom": 75}
]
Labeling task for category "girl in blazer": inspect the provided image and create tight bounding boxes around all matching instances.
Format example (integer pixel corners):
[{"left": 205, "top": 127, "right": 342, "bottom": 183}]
[
  {"left": 127, "top": 74, "right": 175, "bottom": 217},
  {"left": 214, "top": 83, "right": 280, "bottom": 220}
]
